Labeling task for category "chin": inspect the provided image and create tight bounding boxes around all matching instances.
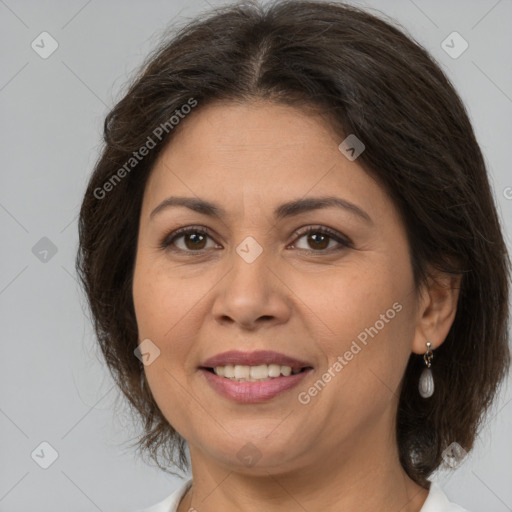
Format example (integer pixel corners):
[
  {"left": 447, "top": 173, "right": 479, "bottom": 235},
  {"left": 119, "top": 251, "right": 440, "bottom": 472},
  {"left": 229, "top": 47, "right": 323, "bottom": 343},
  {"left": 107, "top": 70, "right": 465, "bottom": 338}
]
[{"left": 193, "top": 431, "right": 307, "bottom": 474}]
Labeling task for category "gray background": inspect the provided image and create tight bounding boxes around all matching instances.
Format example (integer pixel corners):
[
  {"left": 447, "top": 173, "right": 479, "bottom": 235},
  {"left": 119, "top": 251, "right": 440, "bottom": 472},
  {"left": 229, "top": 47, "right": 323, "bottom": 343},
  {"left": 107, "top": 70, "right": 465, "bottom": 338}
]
[{"left": 1, "top": 0, "right": 511, "bottom": 510}]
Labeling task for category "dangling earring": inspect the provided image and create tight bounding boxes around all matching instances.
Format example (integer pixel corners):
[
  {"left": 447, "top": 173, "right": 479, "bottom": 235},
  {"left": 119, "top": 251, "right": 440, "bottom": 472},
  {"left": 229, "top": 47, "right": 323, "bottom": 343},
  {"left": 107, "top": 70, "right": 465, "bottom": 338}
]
[{"left": 418, "top": 341, "right": 434, "bottom": 398}]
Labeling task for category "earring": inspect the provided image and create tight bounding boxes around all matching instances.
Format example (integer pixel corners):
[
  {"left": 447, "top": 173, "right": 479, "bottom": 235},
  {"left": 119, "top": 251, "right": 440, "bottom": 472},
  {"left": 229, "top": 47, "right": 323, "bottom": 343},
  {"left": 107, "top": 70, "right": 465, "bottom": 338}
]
[{"left": 418, "top": 341, "right": 434, "bottom": 398}]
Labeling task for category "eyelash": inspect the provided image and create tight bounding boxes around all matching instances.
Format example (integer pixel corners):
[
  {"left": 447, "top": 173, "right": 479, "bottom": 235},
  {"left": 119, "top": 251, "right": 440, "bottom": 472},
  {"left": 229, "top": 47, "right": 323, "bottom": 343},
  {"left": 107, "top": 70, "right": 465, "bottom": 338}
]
[{"left": 159, "top": 225, "right": 353, "bottom": 255}]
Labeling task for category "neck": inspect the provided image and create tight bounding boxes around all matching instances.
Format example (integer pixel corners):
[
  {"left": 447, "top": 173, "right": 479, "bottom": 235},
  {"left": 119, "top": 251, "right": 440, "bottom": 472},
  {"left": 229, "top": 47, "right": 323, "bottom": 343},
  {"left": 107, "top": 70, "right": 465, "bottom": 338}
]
[{"left": 178, "top": 408, "right": 429, "bottom": 512}]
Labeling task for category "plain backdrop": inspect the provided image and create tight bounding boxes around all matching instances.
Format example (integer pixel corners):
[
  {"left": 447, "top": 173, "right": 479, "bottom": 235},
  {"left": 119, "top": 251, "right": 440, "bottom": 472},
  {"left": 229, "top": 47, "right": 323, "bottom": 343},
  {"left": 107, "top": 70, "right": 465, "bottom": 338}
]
[{"left": 1, "top": 0, "right": 511, "bottom": 510}]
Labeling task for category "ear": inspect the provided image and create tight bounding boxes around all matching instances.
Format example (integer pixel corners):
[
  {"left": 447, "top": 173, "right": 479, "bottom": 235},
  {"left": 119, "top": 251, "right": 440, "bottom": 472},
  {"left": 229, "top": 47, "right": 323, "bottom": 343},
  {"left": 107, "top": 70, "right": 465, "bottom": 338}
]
[{"left": 411, "top": 269, "right": 462, "bottom": 355}]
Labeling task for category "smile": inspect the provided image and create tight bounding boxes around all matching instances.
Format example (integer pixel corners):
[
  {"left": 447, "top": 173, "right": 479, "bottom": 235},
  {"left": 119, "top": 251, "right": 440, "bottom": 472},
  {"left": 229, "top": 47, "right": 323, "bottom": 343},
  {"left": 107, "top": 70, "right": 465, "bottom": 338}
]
[
  {"left": 199, "top": 349, "right": 314, "bottom": 402},
  {"left": 210, "top": 363, "right": 303, "bottom": 381}
]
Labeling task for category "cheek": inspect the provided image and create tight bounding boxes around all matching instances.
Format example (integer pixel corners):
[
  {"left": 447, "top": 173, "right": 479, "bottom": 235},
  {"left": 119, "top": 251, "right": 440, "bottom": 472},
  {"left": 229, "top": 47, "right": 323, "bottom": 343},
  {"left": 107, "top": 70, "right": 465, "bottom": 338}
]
[
  {"left": 303, "top": 263, "right": 400, "bottom": 345},
  {"left": 304, "top": 259, "right": 415, "bottom": 396},
  {"left": 132, "top": 255, "right": 214, "bottom": 372},
  {"left": 133, "top": 256, "right": 193, "bottom": 338},
  {"left": 132, "top": 259, "right": 203, "bottom": 433}
]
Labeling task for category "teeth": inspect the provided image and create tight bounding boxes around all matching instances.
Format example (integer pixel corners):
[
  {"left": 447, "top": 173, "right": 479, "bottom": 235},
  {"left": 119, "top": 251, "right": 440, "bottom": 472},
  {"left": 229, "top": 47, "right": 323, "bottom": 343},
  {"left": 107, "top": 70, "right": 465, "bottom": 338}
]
[
  {"left": 223, "top": 365, "right": 234, "bottom": 378},
  {"left": 268, "top": 364, "right": 281, "bottom": 377},
  {"left": 234, "top": 365, "right": 249, "bottom": 379},
  {"left": 250, "top": 364, "right": 268, "bottom": 379},
  {"left": 281, "top": 365, "right": 292, "bottom": 377},
  {"left": 213, "top": 364, "right": 302, "bottom": 381}
]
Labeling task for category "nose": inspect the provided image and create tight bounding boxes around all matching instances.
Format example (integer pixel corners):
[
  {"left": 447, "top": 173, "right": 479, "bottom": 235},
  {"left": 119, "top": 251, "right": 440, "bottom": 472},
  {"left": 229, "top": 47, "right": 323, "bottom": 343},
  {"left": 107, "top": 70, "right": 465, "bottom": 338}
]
[{"left": 211, "top": 246, "right": 291, "bottom": 331}]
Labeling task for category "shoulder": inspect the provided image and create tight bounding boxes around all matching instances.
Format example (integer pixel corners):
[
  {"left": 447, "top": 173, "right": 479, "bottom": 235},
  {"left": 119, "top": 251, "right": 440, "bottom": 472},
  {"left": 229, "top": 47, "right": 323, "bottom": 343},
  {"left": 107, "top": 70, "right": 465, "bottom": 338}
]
[
  {"left": 136, "top": 478, "right": 192, "bottom": 512},
  {"left": 420, "top": 482, "right": 471, "bottom": 512}
]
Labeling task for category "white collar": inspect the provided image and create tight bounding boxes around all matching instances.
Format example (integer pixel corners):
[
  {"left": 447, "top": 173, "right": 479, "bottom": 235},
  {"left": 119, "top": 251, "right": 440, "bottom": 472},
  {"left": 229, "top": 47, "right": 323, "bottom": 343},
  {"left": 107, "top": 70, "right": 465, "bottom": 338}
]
[
  {"left": 141, "top": 478, "right": 192, "bottom": 512},
  {"left": 141, "top": 478, "right": 469, "bottom": 512},
  {"left": 420, "top": 482, "right": 469, "bottom": 511}
]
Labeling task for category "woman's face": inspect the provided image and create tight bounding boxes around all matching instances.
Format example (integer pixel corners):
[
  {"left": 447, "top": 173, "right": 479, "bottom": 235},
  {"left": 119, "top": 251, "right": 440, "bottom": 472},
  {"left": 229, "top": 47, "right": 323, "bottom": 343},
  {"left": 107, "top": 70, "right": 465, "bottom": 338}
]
[{"left": 132, "top": 100, "right": 429, "bottom": 475}]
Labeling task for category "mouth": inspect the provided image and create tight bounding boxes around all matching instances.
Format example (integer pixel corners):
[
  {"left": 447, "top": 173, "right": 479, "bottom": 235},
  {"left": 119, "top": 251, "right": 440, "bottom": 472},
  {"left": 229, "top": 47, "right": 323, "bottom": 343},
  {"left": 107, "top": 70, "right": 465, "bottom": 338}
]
[
  {"left": 201, "top": 364, "right": 310, "bottom": 382},
  {"left": 199, "top": 349, "right": 313, "bottom": 381},
  {"left": 199, "top": 350, "right": 314, "bottom": 403}
]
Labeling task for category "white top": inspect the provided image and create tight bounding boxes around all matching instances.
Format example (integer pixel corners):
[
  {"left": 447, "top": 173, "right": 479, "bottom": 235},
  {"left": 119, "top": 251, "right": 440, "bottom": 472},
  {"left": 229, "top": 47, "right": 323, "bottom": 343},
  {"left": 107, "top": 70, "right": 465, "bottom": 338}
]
[{"left": 139, "top": 478, "right": 470, "bottom": 512}]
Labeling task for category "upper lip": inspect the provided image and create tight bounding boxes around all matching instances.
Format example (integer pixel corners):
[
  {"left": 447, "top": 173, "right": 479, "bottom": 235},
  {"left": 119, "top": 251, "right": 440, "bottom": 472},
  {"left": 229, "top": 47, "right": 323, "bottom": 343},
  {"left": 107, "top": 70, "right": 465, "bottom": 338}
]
[{"left": 201, "top": 350, "right": 313, "bottom": 370}]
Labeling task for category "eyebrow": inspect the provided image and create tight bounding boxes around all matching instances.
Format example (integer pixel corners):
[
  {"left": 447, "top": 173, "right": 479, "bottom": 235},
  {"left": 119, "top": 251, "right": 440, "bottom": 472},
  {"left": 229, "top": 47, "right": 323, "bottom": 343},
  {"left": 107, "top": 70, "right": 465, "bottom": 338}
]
[{"left": 149, "top": 195, "right": 373, "bottom": 224}]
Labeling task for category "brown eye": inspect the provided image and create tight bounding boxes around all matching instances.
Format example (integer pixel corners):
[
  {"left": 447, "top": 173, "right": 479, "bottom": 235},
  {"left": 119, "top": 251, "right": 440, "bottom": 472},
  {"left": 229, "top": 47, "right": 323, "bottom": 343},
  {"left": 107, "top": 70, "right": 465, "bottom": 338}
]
[
  {"left": 160, "top": 225, "right": 352, "bottom": 255},
  {"left": 305, "top": 232, "right": 330, "bottom": 250},
  {"left": 291, "top": 226, "right": 352, "bottom": 253},
  {"left": 182, "top": 232, "right": 207, "bottom": 250},
  {"left": 161, "top": 227, "right": 217, "bottom": 252}
]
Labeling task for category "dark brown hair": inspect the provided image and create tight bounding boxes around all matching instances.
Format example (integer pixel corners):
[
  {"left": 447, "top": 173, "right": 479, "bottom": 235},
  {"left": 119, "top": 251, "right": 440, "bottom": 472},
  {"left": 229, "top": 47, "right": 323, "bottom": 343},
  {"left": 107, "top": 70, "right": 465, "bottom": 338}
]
[{"left": 76, "top": 0, "right": 511, "bottom": 487}]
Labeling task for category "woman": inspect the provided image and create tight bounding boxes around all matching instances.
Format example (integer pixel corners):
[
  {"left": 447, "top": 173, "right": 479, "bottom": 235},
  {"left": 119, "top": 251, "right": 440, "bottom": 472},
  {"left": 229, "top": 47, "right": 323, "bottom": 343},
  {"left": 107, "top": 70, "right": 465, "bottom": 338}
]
[{"left": 76, "top": 1, "right": 511, "bottom": 511}]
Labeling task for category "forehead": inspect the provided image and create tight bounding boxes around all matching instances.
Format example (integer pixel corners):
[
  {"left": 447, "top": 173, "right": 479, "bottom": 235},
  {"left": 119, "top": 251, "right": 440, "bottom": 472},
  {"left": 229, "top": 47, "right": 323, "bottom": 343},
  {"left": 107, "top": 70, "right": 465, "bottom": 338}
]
[
  {"left": 142, "top": 100, "right": 390, "bottom": 224},
  {"left": 161, "top": 100, "right": 340, "bottom": 167}
]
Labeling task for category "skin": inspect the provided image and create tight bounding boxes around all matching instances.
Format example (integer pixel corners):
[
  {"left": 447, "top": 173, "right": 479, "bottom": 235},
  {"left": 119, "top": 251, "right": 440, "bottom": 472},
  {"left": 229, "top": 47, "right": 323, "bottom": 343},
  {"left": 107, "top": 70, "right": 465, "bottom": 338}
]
[{"left": 132, "top": 100, "right": 461, "bottom": 512}]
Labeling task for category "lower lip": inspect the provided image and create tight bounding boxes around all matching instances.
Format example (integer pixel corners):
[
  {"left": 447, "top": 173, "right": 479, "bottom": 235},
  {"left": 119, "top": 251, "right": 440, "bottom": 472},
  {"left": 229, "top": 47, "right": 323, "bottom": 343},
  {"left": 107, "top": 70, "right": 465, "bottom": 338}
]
[{"left": 200, "top": 368, "right": 312, "bottom": 403}]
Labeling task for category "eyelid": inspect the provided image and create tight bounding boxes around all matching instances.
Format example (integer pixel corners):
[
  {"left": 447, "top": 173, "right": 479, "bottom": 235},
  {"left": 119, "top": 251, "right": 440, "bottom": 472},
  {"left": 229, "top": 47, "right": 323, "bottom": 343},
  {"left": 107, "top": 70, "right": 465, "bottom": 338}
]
[
  {"left": 159, "top": 225, "right": 216, "bottom": 251},
  {"left": 291, "top": 224, "right": 352, "bottom": 243},
  {"left": 289, "top": 224, "right": 354, "bottom": 251},
  {"left": 159, "top": 224, "right": 353, "bottom": 253}
]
